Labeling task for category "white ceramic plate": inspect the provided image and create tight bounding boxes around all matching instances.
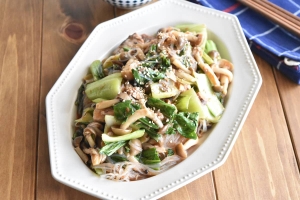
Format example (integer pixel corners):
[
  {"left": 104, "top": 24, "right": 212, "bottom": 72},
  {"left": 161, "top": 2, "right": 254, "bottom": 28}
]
[{"left": 46, "top": 0, "right": 262, "bottom": 199}]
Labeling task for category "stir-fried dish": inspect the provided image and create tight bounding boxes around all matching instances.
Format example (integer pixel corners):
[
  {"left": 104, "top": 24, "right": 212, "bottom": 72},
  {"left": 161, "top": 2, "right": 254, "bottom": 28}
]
[{"left": 73, "top": 24, "right": 233, "bottom": 181}]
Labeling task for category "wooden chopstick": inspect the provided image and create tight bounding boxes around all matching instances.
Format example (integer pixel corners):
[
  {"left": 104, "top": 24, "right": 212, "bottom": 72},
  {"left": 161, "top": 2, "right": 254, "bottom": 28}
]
[
  {"left": 239, "top": 0, "right": 299, "bottom": 28},
  {"left": 255, "top": 0, "right": 300, "bottom": 26},
  {"left": 238, "top": 0, "right": 300, "bottom": 37}
]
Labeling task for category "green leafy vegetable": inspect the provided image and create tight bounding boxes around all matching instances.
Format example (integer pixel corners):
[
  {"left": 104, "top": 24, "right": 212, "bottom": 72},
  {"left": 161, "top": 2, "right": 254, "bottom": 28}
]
[
  {"left": 167, "top": 149, "right": 174, "bottom": 156},
  {"left": 161, "top": 55, "right": 171, "bottom": 68},
  {"left": 89, "top": 60, "right": 104, "bottom": 81},
  {"left": 132, "top": 52, "right": 171, "bottom": 86},
  {"left": 113, "top": 100, "right": 140, "bottom": 122},
  {"left": 149, "top": 44, "right": 157, "bottom": 53},
  {"left": 140, "top": 148, "right": 161, "bottom": 165},
  {"left": 110, "top": 153, "right": 128, "bottom": 162},
  {"left": 123, "top": 47, "right": 130, "bottom": 51},
  {"left": 147, "top": 97, "right": 177, "bottom": 119},
  {"left": 138, "top": 117, "right": 159, "bottom": 129},
  {"left": 133, "top": 121, "right": 161, "bottom": 141},
  {"left": 74, "top": 107, "right": 94, "bottom": 126},
  {"left": 173, "top": 112, "right": 199, "bottom": 139},
  {"left": 136, "top": 67, "right": 166, "bottom": 83},
  {"left": 75, "top": 84, "right": 85, "bottom": 116},
  {"left": 100, "top": 141, "right": 127, "bottom": 156},
  {"left": 132, "top": 69, "right": 146, "bottom": 85},
  {"left": 165, "top": 126, "right": 175, "bottom": 135}
]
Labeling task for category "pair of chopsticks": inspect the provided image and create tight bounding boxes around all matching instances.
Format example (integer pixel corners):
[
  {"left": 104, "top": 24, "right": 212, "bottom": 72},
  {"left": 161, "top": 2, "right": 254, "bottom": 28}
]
[{"left": 238, "top": 0, "right": 300, "bottom": 37}]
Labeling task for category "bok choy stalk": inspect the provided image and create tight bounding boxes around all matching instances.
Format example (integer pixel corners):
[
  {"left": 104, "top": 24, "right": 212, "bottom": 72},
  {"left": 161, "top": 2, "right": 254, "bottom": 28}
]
[
  {"left": 204, "top": 40, "right": 221, "bottom": 64},
  {"left": 102, "top": 130, "right": 145, "bottom": 143},
  {"left": 85, "top": 73, "right": 122, "bottom": 100},
  {"left": 175, "top": 24, "right": 207, "bottom": 34},
  {"left": 89, "top": 60, "right": 104, "bottom": 81},
  {"left": 205, "top": 40, "right": 219, "bottom": 55}
]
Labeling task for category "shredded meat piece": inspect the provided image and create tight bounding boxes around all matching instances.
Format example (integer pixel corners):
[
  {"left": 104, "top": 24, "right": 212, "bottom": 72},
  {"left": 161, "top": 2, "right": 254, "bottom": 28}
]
[
  {"left": 114, "top": 33, "right": 145, "bottom": 54},
  {"left": 121, "top": 58, "right": 139, "bottom": 81},
  {"left": 93, "top": 107, "right": 114, "bottom": 122}
]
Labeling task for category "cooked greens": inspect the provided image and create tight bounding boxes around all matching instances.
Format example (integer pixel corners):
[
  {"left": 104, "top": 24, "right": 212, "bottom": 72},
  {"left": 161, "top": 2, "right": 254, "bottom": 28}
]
[{"left": 73, "top": 24, "right": 233, "bottom": 182}]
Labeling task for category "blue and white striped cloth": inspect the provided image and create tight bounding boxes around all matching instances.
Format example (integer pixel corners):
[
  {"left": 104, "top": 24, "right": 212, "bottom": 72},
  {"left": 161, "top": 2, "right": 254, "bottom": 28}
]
[{"left": 189, "top": 0, "right": 300, "bottom": 84}]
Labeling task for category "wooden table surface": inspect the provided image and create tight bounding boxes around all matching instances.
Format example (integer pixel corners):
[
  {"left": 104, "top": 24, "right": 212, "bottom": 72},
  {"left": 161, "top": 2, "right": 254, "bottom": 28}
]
[{"left": 1, "top": 0, "right": 299, "bottom": 199}]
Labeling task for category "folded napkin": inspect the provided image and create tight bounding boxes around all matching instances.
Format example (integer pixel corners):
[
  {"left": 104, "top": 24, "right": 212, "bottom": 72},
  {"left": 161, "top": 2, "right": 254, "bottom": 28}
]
[{"left": 189, "top": 0, "right": 300, "bottom": 84}]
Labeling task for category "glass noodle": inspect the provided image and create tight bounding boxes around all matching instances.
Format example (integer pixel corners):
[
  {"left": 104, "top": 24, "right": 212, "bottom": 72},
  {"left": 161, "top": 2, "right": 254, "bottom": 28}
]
[{"left": 73, "top": 24, "right": 233, "bottom": 181}]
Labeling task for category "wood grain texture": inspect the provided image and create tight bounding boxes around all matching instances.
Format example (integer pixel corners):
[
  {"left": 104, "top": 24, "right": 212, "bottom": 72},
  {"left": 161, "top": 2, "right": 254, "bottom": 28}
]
[
  {"left": 213, "top": 55, "right": 300, "bottom": 200},
  {"left": 160, "top": 173, "right": 216, "bottom": 200},
  {"left": 0, "top": 0, "right": 42, "bottom": 199},
  {"left": 37, "top": 0, "right": 114, "bottom": 199},
  {"left": 274, "top": 69, "right": 300, "bottom": 166}
]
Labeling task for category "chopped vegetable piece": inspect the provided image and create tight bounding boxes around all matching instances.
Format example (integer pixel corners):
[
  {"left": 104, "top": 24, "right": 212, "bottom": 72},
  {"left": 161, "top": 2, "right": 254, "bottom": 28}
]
[
  {"left": 150, "top": 81, "right": 179, "bottom": 99},
  {"left": 75, "top": 84, "right": 85, "bottom": 117},
  {"left": 102, "top": 130, "right": 145, "bottom": 143},
  {"left": 74, "top": 107, "right": 94, "bottom": 126},
  {"left": 133, "top": 121, "right": 161, "bottom": 141},
  {"left": 85, "top": 73, "right": 122, "bottom": 100},
  {"left": 104, "top": 115, "right": 121, "bottom": 133},
  {"left": 132, "top": 69, "right": 146, "bottom": 86},
  {"left": 138, "top": 117, "right": 159, "bottom": 129},
  {"left": 206, "top": 95, "right": 224, "bottom": 117},
  {"left": 205, "top": 40, "right": 219, "bottom": 54},
  {"left": 103, "top": 53, "right": 120, "bottom": 68},
  {"left": 110, "top": 153, "right": 128, "bottom": 162},
  {"left": 147, "top": 97, "right": 177, "bottom": 119},
  {"left": 89, "top": 60, "right": 104, "bottom": 81},
  {"left": 93, "top": 168, "right": 104, "bottom": 175},
  {"left": 173, "top": 112, "right": 199, "bottom": 139},
  {"left": 100, "top": 140, "right": 127, "bottom": 156},
  {"left": 175, "top": 24, "right": 206, "bottom": 34},
  {"left": 167, "top": 149, "right": 174, "bottom": 156},
  {"left": 165, "top": 126, "right": 176, "bottom": 135},
  {"left": 113, "top": 100, "right": 140, "bottom": 122},
  {"left": 176, "top": 88, "right": 206, "bottom": 118},
  {"left": 194, "top": 73, "right": 224, "bottom": 117},
  {"left": 123, "top": 47, "right": 130, "bottom": 51},
  {"left": 140, "top": 148, "right": 161, "bottom": 165},
  {"left": 202, "top": 51, "right": 214, "bottom": 65},
  {"left": 92, "top": 98, "right": 107, "bottom": 103}
]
